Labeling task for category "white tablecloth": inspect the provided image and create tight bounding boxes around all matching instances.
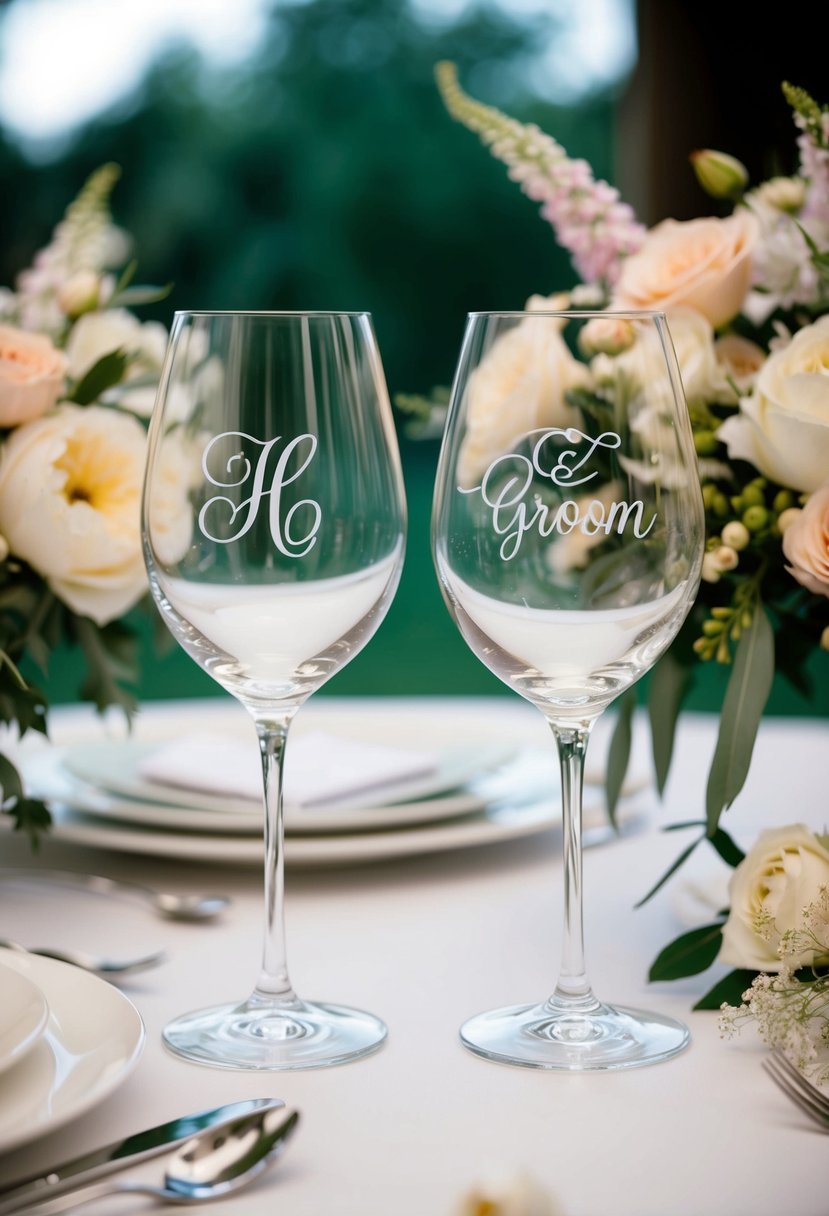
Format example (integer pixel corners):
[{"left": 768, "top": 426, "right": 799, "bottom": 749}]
[{"left": 0, "top": 697, "right": 826, "bottom": 1216}]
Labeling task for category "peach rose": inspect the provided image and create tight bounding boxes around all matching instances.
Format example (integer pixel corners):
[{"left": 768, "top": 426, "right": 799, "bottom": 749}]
[
  {"left": 612, "top": 211, "right": 759, "bottom": 329},
  {"left": 0, "top": 324, "right": 67, "bottom": 427},
  {"left": 782, "top": 483, "right": 829, "bottom": 597}
]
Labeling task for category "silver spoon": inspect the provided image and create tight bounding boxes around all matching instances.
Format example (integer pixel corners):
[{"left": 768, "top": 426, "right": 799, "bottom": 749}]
[
  {"left": 0, "top": 869, "right": 230, "bottom": 922},
  {"left": 0, "top": 938, "right": 165, "bottom": 977},
  {"left": 7, "top": 1105, "right": 300, "bottom": 1215}
]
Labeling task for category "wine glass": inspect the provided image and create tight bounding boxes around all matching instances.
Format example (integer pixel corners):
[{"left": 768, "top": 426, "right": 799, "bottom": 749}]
[
  {"left": 432, "top": 310, "right": 704, "bottom": 1070},
  {"left": 142, "top": 311, "right": 406, "bottom": 1070}
]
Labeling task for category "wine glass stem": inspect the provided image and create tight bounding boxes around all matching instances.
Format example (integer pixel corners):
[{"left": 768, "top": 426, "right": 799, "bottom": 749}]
[
  {"left": 252, "top": 717, "right": 298, "bottom": 1006},
  {"left": 549, "top": 721, "right": 595, "bottom": 1007}
]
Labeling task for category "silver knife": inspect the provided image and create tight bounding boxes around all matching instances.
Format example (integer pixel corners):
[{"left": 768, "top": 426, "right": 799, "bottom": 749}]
[{"left": 0, "top": 1097, "right": 283, "bottom": 1214}]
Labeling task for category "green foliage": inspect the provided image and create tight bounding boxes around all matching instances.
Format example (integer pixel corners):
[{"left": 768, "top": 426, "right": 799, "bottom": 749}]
[
  {"left": 649, "top": 922, "right": 724, "bottom": 981},
  {"left": 705, "top": 604, "right": 774, "bottom": 833},
  {"left": 605, "top": 686, "right": 635, "bottom": 828},
  {"left": 68, "top": 349, "right": 130, "bottom": 405}
]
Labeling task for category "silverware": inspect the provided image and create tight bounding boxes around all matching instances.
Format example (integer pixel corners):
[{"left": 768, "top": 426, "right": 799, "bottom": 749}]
[
  {"left": 763, "top": 1048, "right": 829, "bottom": 1131},
  {"left": 0, "top": 939, "right": 165, "bottom": 978},
  {"left": 0, "top": 1098, "right": 287, "bottom": 1213},
  {"left": 0, "top": 869, "right": 230, "bottom": 922}
]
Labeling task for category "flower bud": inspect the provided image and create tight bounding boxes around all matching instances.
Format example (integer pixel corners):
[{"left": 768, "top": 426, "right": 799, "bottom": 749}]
[
  {"left": 821, "top": 626, "right": 829, "bottom": 652},
  {"left": 777, "top": 507, "right": 802, "bottom": 534},
  {"left": 579, "top": 316, "right": 636, "bottom": 356},
  {"left": 711, "top": 544, "right": 739, "bottom": 572},
  {"left": 701, "top": 553, "right": 722, "bottom": 583},
  {"left": 773, "top": 489, "right": 795, "bottom": 514},
  {"left": 741, "top": 483, "right": 765, "bottom": 508},
  {"left": 754, "top": 176, "right": 806, "bottom": 213},
  {"left": 742, "top": 505, "right": 769, "bottom": 532},
  {"left": 721, "top": 521, "right": 750, "bottom": 551},
  {"left": 694, "top": 430, "right": 719, "bottom": 457},
  {"left": 690, "top": 149, "right": 749, "bottom": 199},
  {"left": 57, "top": 270, "right": 102, "bottom": 318}
]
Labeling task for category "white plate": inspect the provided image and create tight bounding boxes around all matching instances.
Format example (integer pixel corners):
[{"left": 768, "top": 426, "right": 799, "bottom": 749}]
[
  {"left": 0, "top": 961, "right": 49, "bottom": 1075},
  {"left": 0, "top": 948, "right": 144, "bottom": 1152},
  {"left": 25, "top": 744, "right": 518, "bottom": 836},
  {"left": 39, "top": 782, "right": 644, "bottom": 869},
  {"left": 60, "top": 739, "right": 514, "bottom": 823}
]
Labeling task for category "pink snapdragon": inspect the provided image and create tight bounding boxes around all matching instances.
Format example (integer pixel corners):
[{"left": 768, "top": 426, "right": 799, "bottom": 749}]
[{"left": 436, "top": 63, "right": 645, "bottom": 287}]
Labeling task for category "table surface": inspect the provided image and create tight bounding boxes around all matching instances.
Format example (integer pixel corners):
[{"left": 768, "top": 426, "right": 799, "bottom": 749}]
[{"left": 0, "top": 696, "right": 826, "bottom": 1216}]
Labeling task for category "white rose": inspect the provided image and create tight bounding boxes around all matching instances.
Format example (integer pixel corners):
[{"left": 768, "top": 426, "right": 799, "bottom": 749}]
[
  {"left": 611, "top": 211, "right": 759, "bottom": 329},
  {"left": 457, "top": 295, "right": 588, "bottom": 488},
  {"left": 0, "top": 404, "right": 148, "bottom": 624},
  {"left": 719, "top": 825, "right": 829, "bottom": 971},
  {"left": 147, "top": 428, "right": 205, "bottom": 567},
  {"left": 65, "top": 308, "right": 165, "bottom": 379},
  {"left": 718, "top": 314, "right": 829, "bottom": 492}
]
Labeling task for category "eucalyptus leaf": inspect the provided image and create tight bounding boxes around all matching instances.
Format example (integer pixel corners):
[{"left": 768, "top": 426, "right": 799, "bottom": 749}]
[
  {"left": 647, "top": 650, "right": 693, "bottom": 795},
  {"left": 694, "top": 969, "right": 757, "bottom": 1011},
  {"left": 69, "top": 349, "right": 130, "bottom": 406},
  {"left": 635, "top": 832, "right": 704, "bottom": 908},
  {"left": 705, "top": 603, "right": 774, "bottom": 834},
  {"left": 708, "top": 825, "right": 745, "bottom": 868},
  {"left": 648, "top": 922, "right": 723, "bottom": 981},
  {"left": 108, "top": 283, "right": 173, "bottom": 308},
  {"left": 605, "top": 687, "right": 635, "bottom": 829}
]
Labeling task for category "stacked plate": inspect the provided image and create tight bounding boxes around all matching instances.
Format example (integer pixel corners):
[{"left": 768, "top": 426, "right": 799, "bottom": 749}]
[
  {"left": 0, "top": 947, "right": 144, "bottom": 1153},
  {"left": 19, "top": 704, "right": 639, "bottom": 868}
]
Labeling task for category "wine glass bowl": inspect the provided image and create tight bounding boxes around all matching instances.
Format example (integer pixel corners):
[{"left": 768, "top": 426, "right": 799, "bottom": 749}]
[
  {"left": 432, "top": 310, "right": 704, "bottom": 1070},
  {"left": 143, "top": 311, "right": 406, "bottom": 1069}
]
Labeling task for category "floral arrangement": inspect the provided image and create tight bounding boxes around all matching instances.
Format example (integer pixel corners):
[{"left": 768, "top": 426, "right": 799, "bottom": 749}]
[
  {"left": 0, "top": 164, "right": 171, "bottom": 841},
  {"left": 414, "top": 66, "right": 829, "bottom": 1071}
]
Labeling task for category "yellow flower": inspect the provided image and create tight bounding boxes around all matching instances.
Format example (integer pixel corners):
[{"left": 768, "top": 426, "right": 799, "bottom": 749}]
[{"left": 0, "top": 404, "right": 148, "bottom": 624}]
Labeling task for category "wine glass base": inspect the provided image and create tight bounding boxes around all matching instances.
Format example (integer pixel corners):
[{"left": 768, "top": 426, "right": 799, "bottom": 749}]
[
  {"left": 162, "top": 997, "right": 388, "bottom": 1071},
  {"left": 460, "top": 999, "right": 690, "bottom": 1071}
]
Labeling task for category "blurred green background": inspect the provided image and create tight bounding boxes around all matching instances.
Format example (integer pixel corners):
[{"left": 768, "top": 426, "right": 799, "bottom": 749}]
[{"left": 0, "top": 0, "right": 826, "bottom": 715}]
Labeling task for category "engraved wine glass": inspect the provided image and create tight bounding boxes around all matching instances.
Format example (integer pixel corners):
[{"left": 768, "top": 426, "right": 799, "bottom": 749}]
[
  {"left": 142, "top": 311, "right": 406, "bottom": 1069},
  {"left": 432, "top": 310, "right": 704, "bottom": 1070}
]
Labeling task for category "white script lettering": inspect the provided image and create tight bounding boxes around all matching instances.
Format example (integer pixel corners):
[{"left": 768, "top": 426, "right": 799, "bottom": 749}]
[
  {"left": 460, "top": 427, "right": 656, "bottom": 561},
  {"left": 198, "top": 431, "right": 322, "bottom": 557}
]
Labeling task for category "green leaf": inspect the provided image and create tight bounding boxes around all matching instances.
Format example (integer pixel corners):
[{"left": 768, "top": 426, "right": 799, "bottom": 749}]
[
  {"left": 694, "top": 969, "right": 757, "bottom": 1010},
  {"left": 0, "top": 752, "right": 24, "bottom": 803},
  {"left": 108, "top": 283, "right": 173, "bottom": 308},
  {"left": 646, "top": 651, "right": 690, "bottom": 792},
  {"left": 72, "top": 617, "right": 138, "bottom": 716},
  {"left": 605, "top": 687, "right": 635, "bottom": 829},
  {"left": 705, "top": 603, "right": 774, "bottom": 834},
  {"left": 708, "top": 825, "right": 745, "bottom": 869},
  {"left": 69, "top": 349, "right": 130, "bottom": 406},
  {"left": 647, "top": 650, "right": 694, "bottom": 795},
  {"left": 648, "top": 922, "right": 724, "bottom": 981},
  {"left": 635, "top": 832, "right": 704, "bottom": 908}
]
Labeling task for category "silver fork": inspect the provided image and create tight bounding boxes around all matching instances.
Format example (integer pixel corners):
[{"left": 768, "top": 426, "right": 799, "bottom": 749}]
[{"left": 762, "top": 1049, "right": 829, "bottom": 1131}]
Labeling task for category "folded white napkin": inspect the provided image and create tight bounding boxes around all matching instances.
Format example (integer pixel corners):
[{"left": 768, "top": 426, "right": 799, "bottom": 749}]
[{"left": 137, "top": 731, "right": 439, "bottom": 810}]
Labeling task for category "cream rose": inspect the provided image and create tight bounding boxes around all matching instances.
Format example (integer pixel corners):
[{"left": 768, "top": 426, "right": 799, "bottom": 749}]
[
  {"left": 457, "top": 295, "right": 588, "bottom": 488},
  {"left": 0, "top": 324, "right": 67, "bottom": 427},
  {"left": 719, "top": 825, "right": 829, "bottom": 971},
  {"left": 782, "top": 483, "right": 829, "bottom": 597},
  {"left": 612, "top": 211, "right": 759, "bottom": 329},
  {"left": 717, "top": 314, "right": 829, "bottom": 492},
  {"left": 64, "top": 308, "right": 168, "bottom": 417},
  {"left": 0, "top": 404, "right": 148, "bottom": 624}
]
